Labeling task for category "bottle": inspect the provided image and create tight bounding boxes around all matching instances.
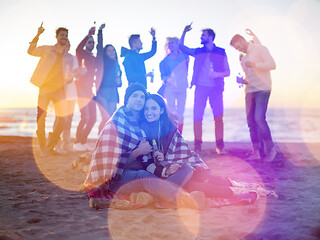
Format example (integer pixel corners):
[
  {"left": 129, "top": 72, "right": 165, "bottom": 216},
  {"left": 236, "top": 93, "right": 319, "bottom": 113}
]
[
  {"left": 237, "top": 73, "right": 245, "bottom": 88},
  {"left": 64, "top": 64, "right": 72, "bottom": 81},
  {"left": 150, "top": 69, "right": 154, "bottom": 83},
  {"left": 152, "top": 139, "right": 158, "bottom": 152},
  {"left": 236, "top": 73, "right": 243, "bottom": 84},
  {"left": 80, "top": 59, "right": 87, "bottom": 76},
  {"left": 152, "top": 139, "right": 159, "bottom": 164},
  {"left": 89, "top": 21, "right": 96, "bottom": 35}
]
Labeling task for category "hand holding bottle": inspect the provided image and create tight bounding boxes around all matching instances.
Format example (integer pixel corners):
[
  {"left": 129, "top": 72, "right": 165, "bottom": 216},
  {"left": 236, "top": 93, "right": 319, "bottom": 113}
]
[
  {"left": 64, "top": 64, "right": 73, "bottom": 83},
  {"left": 88, "top": 21, "right": 96, "bottom": 35},
  {"left": 153, "top": 151, "right": 164, "bottom": 162}
]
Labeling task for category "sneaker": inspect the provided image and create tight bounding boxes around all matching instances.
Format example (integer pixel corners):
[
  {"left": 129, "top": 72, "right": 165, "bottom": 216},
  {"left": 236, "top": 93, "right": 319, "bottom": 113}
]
[
  {"left": 73, "top": 143, "right": 87, "bottom": 151},
  {"left": 245, "top": 151, "right": 260, "bottom": 161},
  {"left": 83, "top": 143, "right": 95, "bottom": 151},
  {"left": 109, "top": 199, "right": 133, "bottom": 210},
  {"left": 89, "top": 198, "right": 111, "bottom": 210},
  {"left": 216, "top": 147, "right": 227, "bottom": 155},
  {"left": 177, "top": 191, "right": 206, "bottom": 209},
  {"left": 39, "top": 148, "right": 49, "bottom": 158},
  {"left": 190, "top": 191, "right": 207, "bottom": 209},
  {"left": 62, "top": 142, "right": 74, "bottom": 152},
  {"left": 236, "top": 191, "right": 259, "bottom": 204},
  {"left": 177, "top": 192, "right": 197, "bottom": 209},
  {"left": 229, "top": 179, "right": 262, "bottom": 189},
  {"left": 265, "top": 147, "right": 277, "bottom": 162},
  {"left": 47, "top": 147, "right": 63, "bottom": 156},
  {"left": 54, "top": 145, "right": 67, "bottom": 155}
]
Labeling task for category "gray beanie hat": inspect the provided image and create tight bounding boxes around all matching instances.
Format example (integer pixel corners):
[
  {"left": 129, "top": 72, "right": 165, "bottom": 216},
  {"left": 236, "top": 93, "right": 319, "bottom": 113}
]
[{"left": 124, "top": 82, "right": 147, "bottom": 105}]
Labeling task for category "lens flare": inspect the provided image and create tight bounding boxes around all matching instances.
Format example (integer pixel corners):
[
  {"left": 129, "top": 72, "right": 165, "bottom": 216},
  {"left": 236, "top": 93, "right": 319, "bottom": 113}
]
[
  {"left": 31, "top": 99, "right": 113, "bottom": 192},
  {"left": 106, "top": 153, "right": 267, "bottom": 240},
  {"left": 107, "top": 179, "right": 200, "bottom": 240},
  {"left": 32, "top": 135, "right": 88, "bottom": 191},
  {"left": 194, "top": 155, "right": 267, "bottom": 239}
]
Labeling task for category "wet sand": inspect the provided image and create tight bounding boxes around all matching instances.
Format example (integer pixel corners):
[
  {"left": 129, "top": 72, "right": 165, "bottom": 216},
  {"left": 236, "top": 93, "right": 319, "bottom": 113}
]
[{"left": 0, "top": 136, "right": 320, "bottom": 240}]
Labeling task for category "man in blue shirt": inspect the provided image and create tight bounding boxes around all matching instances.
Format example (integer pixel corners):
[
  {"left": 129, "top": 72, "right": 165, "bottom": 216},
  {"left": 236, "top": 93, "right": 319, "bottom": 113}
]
[{"left": 121, "top": 28, "right": 157, "bottom": 88}]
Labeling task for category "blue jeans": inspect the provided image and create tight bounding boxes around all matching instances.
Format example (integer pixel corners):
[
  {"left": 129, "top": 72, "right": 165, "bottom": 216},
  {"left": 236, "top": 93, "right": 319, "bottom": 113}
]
[
  {"left": 193, "top": 86, "right": 224, "bottom": 149},
  {"left": 109, "top": 170, "right": 183, "bottom": 203},
  {"left": 165, "top": 89, "right": 187, "bottom": 124},
  {"left": 37, "top": 87, "right": 67, "bottom": 150},
  {"left": 166, "top": 164, "right": 194, "bottom": 187},
  {"left": 75, "top": 98, "right": 96, "bottom": 144},
  {"left": 166, "top": 165, "right": 234, "bottom": 198},
  {"left": 245, "top": 91, "right": 274, "bottom": 152}
]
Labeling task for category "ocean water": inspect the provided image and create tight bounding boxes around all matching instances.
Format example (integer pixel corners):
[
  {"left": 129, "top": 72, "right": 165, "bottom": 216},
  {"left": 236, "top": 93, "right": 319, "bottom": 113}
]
[{"left": 0, "top": 107, "right": 319, "bottom": 143}]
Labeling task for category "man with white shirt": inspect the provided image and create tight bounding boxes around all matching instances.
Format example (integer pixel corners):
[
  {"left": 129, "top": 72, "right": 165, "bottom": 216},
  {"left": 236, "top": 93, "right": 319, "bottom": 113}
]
[{"left": 230, "top": 33, "right": 277, "bottom": 162}]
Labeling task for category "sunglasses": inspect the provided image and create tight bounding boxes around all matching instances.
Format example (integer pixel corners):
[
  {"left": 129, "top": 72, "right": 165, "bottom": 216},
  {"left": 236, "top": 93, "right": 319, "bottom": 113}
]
[{"left": 87, "top": 41, "right": 94, "bottom": 44}]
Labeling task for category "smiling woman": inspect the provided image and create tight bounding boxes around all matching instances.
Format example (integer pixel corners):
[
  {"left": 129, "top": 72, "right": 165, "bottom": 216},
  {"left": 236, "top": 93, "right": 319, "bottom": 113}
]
[{"left": 144, "top": 97, "right": 164, "bottom": 122}]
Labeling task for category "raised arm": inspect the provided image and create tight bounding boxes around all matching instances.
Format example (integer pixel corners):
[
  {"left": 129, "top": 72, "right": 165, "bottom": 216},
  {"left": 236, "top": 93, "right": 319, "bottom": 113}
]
[
  {"left": 179, "top": 23, "right": 196, "bottom": 56},
  {"left": 27, "top": 22, "right": 45, "bottom": 56},
  {"left": 246, "top": 29, "right": 261, "bottom": 45},
  {"left": 141, "top": 28, "right": 157, "bottom": 60},
  {"left": 96, "top": 24, "right": 105, "bottom": 58},
  {"left": 76, "top": 27, "right": 94, "bottom": 60}
]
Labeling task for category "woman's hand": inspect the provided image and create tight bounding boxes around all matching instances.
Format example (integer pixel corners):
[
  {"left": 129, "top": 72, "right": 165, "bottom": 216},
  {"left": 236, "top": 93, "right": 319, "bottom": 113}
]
[
  {"left": 153, "top": 151, "right": 164, "bottom": 161},
  {"left": 99, "top": 23, "right": 106, "bottom": 31},
  {"left": 165, "top": 164, "right": 181, "bottom": 176}
]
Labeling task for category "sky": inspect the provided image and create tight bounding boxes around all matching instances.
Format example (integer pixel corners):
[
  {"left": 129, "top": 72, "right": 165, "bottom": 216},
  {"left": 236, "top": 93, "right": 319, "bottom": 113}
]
[{"left": 0, "top": 0, "right": 319, "bottom": 110}]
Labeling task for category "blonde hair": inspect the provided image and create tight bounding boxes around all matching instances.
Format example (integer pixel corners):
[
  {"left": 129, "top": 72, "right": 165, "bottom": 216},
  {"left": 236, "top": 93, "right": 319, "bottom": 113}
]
[{"left": 165, "top": 37, "right": 179, "bottom": 56}]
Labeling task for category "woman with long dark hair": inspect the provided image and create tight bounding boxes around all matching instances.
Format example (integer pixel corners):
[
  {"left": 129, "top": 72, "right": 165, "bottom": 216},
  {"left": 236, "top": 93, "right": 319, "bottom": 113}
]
[{"left": 138, "top": 93, "right": 266, "bottom": 200}]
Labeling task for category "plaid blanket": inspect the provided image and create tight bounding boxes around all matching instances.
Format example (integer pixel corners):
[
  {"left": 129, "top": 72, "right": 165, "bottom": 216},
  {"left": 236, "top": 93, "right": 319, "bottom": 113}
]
[
  {"left": 165, "top": 130, "right": 209, "bottom": 169},
  {"left": 84, "top": 106, "right": 145, "bottom": 188},
  {"left": 141, "top": 129, "right": 209, "bottom": 177}
]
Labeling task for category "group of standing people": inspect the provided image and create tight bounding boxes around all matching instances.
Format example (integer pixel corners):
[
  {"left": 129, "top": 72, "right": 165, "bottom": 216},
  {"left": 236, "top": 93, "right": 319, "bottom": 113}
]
[
  {"left": 28, "top": 21, "right": 276, "bottom": 163},
  {"left": 28, "top": 23, "right": 123, "bottom": 156},
  {"left": 28, "top": 21, "right": 277, "bottom": 209}
]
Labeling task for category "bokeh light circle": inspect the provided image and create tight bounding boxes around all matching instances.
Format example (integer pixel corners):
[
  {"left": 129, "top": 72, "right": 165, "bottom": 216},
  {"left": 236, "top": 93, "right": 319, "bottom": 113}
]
[{"left": 107, "top": 179, "right": 200, "bottom": 240}]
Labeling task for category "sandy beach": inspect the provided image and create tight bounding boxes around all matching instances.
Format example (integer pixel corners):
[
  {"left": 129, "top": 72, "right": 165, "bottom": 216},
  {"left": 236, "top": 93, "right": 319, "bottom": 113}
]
[{"left": 0, "top": 136, "right": 320, "bottom": 240}]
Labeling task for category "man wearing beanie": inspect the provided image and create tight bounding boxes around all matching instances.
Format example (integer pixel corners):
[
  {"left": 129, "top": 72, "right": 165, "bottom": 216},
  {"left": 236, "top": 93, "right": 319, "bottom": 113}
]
[{"left": 85, "top": 83, "right": 196, "bottom": 209}]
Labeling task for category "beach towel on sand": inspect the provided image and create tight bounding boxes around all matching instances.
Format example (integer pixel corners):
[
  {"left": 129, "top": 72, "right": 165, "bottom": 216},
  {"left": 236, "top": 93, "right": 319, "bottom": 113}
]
[
  {"left": 88, "top": 187, "right": 259, "bottom": 210},
  {"left": 84, "top": 106, "right": 145, "bottom": 188}
]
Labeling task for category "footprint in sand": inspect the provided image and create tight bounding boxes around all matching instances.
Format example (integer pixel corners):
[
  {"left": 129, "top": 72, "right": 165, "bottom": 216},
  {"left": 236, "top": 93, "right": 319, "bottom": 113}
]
[{"left": 26, "top": 218, "right": 42, "bottom": 224}]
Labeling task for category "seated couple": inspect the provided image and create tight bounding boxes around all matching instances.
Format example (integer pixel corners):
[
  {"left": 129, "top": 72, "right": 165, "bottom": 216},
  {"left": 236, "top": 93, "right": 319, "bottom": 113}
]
[{"left": 84, "top": 83, "right": 259, "bottom": 209}]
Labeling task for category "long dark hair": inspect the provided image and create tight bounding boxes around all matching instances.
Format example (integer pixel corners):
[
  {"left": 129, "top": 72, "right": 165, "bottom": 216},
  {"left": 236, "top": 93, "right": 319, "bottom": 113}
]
[
  {"left": 103, "top": 44, "right": 119, "bottom": 62},
  {"left": 145, "top": 93, "right": 177, "bottom": 137}
]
